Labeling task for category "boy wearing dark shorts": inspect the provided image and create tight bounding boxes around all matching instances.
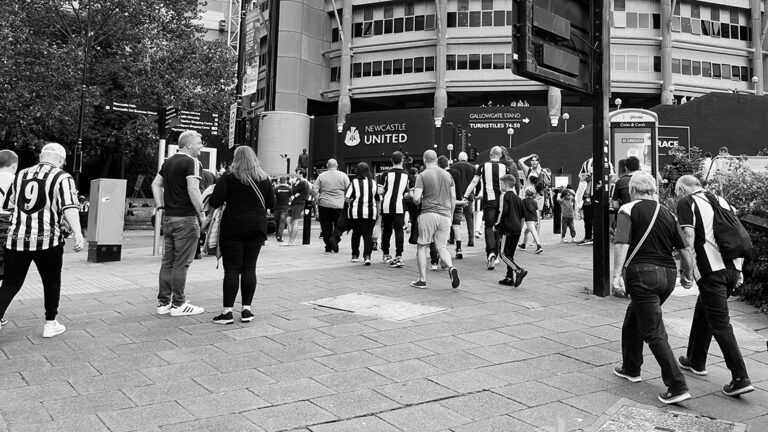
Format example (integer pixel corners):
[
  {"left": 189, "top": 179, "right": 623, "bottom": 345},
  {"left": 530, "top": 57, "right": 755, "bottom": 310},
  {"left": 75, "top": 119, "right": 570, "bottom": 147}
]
[{"left": 495, "top": 175, "right": 528, "bottom": 287}]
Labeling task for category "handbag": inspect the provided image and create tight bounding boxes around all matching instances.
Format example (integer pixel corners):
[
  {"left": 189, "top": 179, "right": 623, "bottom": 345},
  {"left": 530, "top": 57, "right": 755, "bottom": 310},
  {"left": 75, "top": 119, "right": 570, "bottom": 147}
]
[{"left": 205, "top": 203, "right": 225, "bottom": 261}]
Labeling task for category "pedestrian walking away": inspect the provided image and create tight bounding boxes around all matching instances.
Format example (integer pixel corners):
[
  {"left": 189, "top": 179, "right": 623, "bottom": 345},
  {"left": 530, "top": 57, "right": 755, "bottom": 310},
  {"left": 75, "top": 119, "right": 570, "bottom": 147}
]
[
  {"left": 208, "top": 146, "right": 275, "bottom": 324},
  {"left": 0, "top": 144, "right": 84, "bottom": 338},
  {"left": 285, "top": 169, "right": 310, "bottom": 246},
  {"left": 449, "top": 151, "right": 476, "bottom": 259},
  {"left": 151, "top": 130, "right": 207, "bottom": 317},
  {"left": 313, "top": 159, "right": 350, "bottom": 254},
  {"left": 378, "top": 151, "right": 409, "bottom": 267},
  {"left": 611, "top": 171, "right": 696, "bottom": 404},
  {"left": 494, "top": 174, "right": 528, "bottom": 287},
  {"left": 675, "top": 174, "right": 755, "bottom": 397},
  {"left": 274, "top": 177, "right": 292, "bottom": 243},
  {"left": 409, "top": 150, "right": 460, "bottom": 289},
  {"left": 346, "top": 162, "right": 379, "bottom": 265},
  {"left": 519, "top": 187, "right": 543, "bottom": 254}
]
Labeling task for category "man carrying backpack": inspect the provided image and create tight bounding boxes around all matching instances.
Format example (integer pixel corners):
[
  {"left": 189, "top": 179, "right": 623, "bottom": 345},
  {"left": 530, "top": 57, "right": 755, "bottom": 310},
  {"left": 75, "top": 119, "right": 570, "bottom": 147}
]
[{"left": 674, "top": 175, "right": 754, "bottom": 397}]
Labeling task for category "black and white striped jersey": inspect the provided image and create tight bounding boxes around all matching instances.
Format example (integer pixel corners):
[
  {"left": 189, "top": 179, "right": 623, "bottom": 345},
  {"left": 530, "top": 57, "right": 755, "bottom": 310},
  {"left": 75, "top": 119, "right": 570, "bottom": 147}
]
[
  {"left": 5, "top": 163, "right": 79, "bottom": 251},
  {"left": 379, "top": 168, "right": 408, "bottom": 214},
  {"left": 346, "top": 178, "right": 379, "bottom": 220},
  {"left": 477, "top": 160, "right": 514, "bottom": 203}
]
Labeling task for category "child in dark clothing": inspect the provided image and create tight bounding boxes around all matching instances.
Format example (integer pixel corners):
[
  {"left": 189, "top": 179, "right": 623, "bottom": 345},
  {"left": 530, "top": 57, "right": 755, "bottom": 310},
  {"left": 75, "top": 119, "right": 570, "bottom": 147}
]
[
  {"left": 519, "top": 188, "right": 543, "bottom": 254},
  {"left": 494, "top": 175, "right": 528, "bottom": 287}
]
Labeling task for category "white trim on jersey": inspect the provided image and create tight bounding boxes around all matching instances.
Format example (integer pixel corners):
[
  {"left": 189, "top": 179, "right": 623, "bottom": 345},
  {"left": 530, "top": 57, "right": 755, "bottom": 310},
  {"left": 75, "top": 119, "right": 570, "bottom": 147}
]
[
  {"left": 687, "top": 192, "right": 743, "bottom": 278},
  {"left": 381, "top": 169, "right": 408, "bottom": 214}
]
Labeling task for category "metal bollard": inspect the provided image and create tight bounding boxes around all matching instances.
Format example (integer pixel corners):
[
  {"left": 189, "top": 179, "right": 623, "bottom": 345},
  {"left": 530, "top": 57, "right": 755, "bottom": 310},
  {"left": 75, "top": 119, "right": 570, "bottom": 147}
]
[{"left": 302, "top": 199, "right": 313, "bottom": 245}]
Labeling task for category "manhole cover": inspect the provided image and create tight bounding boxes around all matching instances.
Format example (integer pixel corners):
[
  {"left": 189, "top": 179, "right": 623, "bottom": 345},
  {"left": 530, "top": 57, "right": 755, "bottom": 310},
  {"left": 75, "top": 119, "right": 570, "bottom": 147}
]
[
  {"left": 591, "top": 399, "right": 746, "bottom": 432},
  {"left": 305, "top": 293, "right": 449, "bottom": 321}
]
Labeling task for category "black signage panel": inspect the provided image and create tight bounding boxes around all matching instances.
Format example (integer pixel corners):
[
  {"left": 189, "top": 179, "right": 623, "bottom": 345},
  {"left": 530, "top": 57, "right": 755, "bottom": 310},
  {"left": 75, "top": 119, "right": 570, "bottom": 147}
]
[
  {"left": 339, "top": 108, "right": 434, "bottom": 160},
  {"left": 103, "top": 102, "right": 158, "bottom": 117},
  {"left": 170, "top": 110, "right": 220, "bottom": 136},
  {"left": 658, "top": 125, "right": 690, "bottom": 168}
]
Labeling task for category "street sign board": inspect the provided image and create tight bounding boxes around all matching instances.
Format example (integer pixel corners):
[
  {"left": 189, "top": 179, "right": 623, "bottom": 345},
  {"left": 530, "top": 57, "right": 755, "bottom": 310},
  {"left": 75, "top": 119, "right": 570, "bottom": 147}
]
[
  {"left": 170, "top": 110, "right": 220, "bottom": 136},
  {"left": 514, "top": 0, "right": 594, "bottom": 95},
  {"left": 104, "top": 102, "right": 157, "bottom": 117},
  {"left": 229, "top": 102, "right": 238, "bottom": 149}
]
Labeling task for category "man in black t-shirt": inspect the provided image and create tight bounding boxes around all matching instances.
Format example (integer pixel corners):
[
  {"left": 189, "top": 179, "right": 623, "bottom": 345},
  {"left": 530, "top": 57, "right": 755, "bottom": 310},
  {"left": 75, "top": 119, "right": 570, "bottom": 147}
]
[
  {"left": 449, "top": 152, "right": 476, "bottom": 250},
  {"left": 274, "top": 177, "right": 292, "bottom": 242},
  {"left": 612, "top": 156, "right": 640, "bottom": 210}
]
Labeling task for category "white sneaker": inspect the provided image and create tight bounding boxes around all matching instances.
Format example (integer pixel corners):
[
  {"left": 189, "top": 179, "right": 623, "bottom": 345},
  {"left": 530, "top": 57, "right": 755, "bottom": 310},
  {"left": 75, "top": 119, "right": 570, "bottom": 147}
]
[
  {"left": 170, "top": 302, "right": 205, "bottom": 316},
  {"left": 43, "top": 320, "right": 66, "bottom": 338},
  {"left": 156, "top": 303, "right": 173, "bottom": 315}
]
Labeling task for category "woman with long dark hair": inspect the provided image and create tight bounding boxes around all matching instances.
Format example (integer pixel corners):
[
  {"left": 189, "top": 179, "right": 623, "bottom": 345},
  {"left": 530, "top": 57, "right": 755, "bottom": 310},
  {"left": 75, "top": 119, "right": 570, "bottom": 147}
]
[
  {"left": 208, "top": 146, "right": 275, "bottom": 324},
  {"left": 345, "top": 162, "right": 379, "bottom": 265}
]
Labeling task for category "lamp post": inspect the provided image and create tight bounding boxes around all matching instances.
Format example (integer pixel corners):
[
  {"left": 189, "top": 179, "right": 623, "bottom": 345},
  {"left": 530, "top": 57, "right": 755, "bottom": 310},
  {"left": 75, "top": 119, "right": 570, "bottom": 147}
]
[
  {"left": 752, "top": 76, "right": 759, "bottom": 93},
  {"left": 73, "top": 10, "right": 93, "bottom": 189},
  {"left": 615, "top": 98, "right": 622, "bottom": 111},
  {"left": 562, "top": 113, "right": 570, "bottom": 133},
  {"left": 506, "top": 127, "right": 515, "bottom": 148},
  {"left": 447, "top": 143, "right": 454, "bottom": 160}
]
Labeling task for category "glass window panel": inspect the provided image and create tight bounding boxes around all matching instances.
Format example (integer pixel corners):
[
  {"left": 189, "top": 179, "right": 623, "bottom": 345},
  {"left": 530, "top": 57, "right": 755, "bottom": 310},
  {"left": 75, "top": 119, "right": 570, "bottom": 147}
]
[
  {"left": 741, "top": 66, "right": 748, "bottom": 81},
  {"left": 692, "top": 61, "right": 700, "bottom": 76},
  {"left": 353, "top": 63, "right": 362, "bottom": 78},
  {"left": 701, "top": 20, "right": 710, "bottom": 36},
  {"left": 639, "top": 55, "right": 650, "bottom": 72},
  {"left": 482, "top": 11, "right": 493, "bottom": 26},
  {"left": 652, "top": 13, "right": 660, "bottom": 29},
  {"left": 615, "top": 0, "right": 626, "bottom": 12},
  {"left": 627, "top": 55, "right": 638, "bottom": 72},
  {"left": 615, "top": 55, "right": 625, "bottom": 71},
  {"left": 363, "top": 62, "right": 371, "bottom": 77},
  {"left": 691, "top": 19, "right": 700, "bottom": 34},
  {"left": 470, "top": 11, "right": 481, "bottom": 27},
  {"left": 425, "top": 56, "right": 434, "bottom": 72},
  {"left": 394, "top": 17, "right": 404, "bottom": 32},
  {"left": 393, "top": 59, "right": 403, "bottom": 74},
  {"left": 374, "top": 20, "right": 383, "bottom": 35},
  {"left": 494, "top": 11, "right": 505, "bottom": 26},
  {"left": 482, "top": 0, "right": 493, "bottom": 10},
  {"left": 384, "top": 19, "right": 393, "bottom": 34},
  {"left": 404, "top": 58, "right": 413, "bottom": 73},
  {"left": 384, "top": 5, "right": 394, "bottom": 19},
  {"left": 405, "top": 0, "right": 415, "bottom": 15},
  {"left": 739, "top": 25, "right": 747, "bottom": 41},
  {"left": 712, "top": 63, "right": 721, "bottom": 78},
  {"left": 626, "top": 12, "right": 637, "bottom": 28},
  {"left": 672, "top": 58, "right": 680, "bottom": 74},
  {"left": 711, "top": 8, "right": 719, "bottom": 21},
  {"left": 711, "top": 21, "right": 720, "bottom": 37},
  {"left": 653, "top": 56, "right": 661, "bottom": 72},
  {"left": 493, "top": 53, "right": 504, "bottom": 69},
  {"left": 458, "top": 0, "right": 469, "bottom": 12},
  {"left": 673, "top": 1, "right": 680, "bottom": 15},
  {"left": 383, "top": 60, "right": 392, "bottom": 75},
  {"left": 469, "top": 54, "right": 481, "bottom": 69},
  {"left": 731, "top": 65, "right": 739, "bottom": 80},
  {"left": 481, "top": 54, "right": 492, "bottom": 69},
  {"left": 721, "top": 64, "right": 730, "bottom": 79},
  {"left": 426, "top": 14, "right": 435, "bottom": 30},
  {"left": 353, "top": 23, "right": 363, "bottom": 38},
  {"left": 691, "top": 4, "right": 700, "bottom": 19},
  {"left": 702, "top": 62, "right": 711, "bottom": 77},
  {"left": 414, "top": 57, "right": 424, "bottom": 73},
  {"left": 457, "top": 54, "right": 468, "bottom": 69},
  {"left": 505, "top": 53, "right": 512, "bottom": 68},
  {"left": 332, "top": 28, "right": 339, "bottom": 42},
  {"left": 405, "top": 16, "right": 414, "bottom": 31},
  {"left": 721, "top": 22, "right": 730, "bottom": 38},
  {"left": 639, "top": 13, "right": 650, "bottom": 29},
  {"left": 447, "top": 55, "right": 456, "bottom": 70},
  {"left": 457, "top": 12, "right": 469, "bottom": 27},
  {"left": 363, "top": 22, "right": 373, "bottom": 36},
  {"left": 681, "top": 17, "right": 691, "bottom": 33},
  {"left": 730, "top": 9, "right": 738, "bottom": 24},
  {"left": 682, "top": 59, "right": 691, "bottom": 75},
  {"left": 447, "top": 12, "right": 456, "bottom": 27},
  {"left": 415, "top": 15, "right": 425, "bottom": 30},
  {"left": 364, "top": 7, "right": 373, "bottom": 21},
  {"left": 372, "top": 61, "right": 382, "bottom": 76},
  {"left": 671, "top": 16, "right": 681, "bottom": 32}
]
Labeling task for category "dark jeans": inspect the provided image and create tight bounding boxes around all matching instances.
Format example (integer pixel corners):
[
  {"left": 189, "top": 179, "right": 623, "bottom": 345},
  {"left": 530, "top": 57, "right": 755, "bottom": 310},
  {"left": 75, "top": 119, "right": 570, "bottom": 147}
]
[
  {"left": 499, "top": 233, "right": 522, "bottom": 278},
  {"left": 319, "top": 206, "right": 343, "bottom": 252},
  {"left": 582, "top": 203, "right": 593, "bottom": 240},
  {"left": 482, "top": 202, "right": 500, "bottom": 257},
  {"left": 159, "top": 216, "right": 200, "bottom": 307},
  {"left": 381, "top": 213, "right": 405, "bottom": 257},
  {"left": 686, "top": 269, "right": 749, "bottom": 380},
  {"left": 463, "top": 202, "right": 474, "bottom": 241},
  {"left": 621, "top": 264, "right": 687, "bottom": 393},
  {"left": 275, "top": 209, "right": 289, "bottom": 240},
  {"left": 0, "top": 245, "right": 64, "bottom": 321},
  {"left": 351, "top": 218, "right": 375, "bottom": 258},
  {"left": 561, "top": 216, "right": 576, "bottom": 237},
  {"left": 221, "top": 237, "right": 263, "bottom": 308}
]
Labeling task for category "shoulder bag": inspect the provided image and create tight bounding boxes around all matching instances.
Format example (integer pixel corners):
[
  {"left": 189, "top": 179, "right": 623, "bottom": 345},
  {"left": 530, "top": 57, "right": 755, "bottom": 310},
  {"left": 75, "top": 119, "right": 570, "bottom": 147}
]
[{"left": 622, "top": 202, "right": 660, "bottom": 275}]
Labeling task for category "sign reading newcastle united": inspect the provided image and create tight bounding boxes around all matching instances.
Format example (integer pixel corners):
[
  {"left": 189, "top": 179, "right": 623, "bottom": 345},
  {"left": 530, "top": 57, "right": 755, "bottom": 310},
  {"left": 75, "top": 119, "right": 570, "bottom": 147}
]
[
  {"left": 341, "top": 109, "right": 434, "bottom": 157},
  {"left": 345, "top": 123, "right": 408, "bottom": 146}
]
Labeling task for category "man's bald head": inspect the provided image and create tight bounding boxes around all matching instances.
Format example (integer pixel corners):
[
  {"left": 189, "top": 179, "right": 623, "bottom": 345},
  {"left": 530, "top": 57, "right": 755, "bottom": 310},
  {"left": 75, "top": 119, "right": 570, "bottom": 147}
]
[
  {"left": 490, "top": 146, "right": 503, "bottom": 160},
  {"left": 327, "top": 159, "right": 338, "bottom": 169},
  {"left": 458, "top": 151, "right": 468, "bottom": 161},
  {"left": 423, "top": 150, "right": 437, "bottom": 164},
  {"left": 675, "top": 174, "right": 702, "bottom": 198}
]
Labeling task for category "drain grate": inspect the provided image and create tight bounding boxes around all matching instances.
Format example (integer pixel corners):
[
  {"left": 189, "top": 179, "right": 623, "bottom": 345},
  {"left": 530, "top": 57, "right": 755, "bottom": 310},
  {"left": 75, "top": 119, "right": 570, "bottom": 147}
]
[
  {"left": 305, "top": 293, "right": 449, "bottom": 321},
  {"left": 590, "top": 399, "right": 746, "bottom": 432}
]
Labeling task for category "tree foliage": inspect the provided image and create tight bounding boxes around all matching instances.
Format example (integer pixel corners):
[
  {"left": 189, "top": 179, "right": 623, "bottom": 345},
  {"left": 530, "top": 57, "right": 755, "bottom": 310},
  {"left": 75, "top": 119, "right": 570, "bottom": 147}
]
[{"left": 0, "top": 0, "right": 236, "bottom": 184}]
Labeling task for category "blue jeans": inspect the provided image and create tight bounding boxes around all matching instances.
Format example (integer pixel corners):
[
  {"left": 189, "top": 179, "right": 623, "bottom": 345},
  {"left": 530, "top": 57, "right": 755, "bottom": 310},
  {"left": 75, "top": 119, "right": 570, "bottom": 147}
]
[
  {"left": 621, "top": 264, "right": 687, "bottom": 393},
  {"left": 686, "top": 269, "right": 748, "bottom": 380},
  {"left": 158, "top": 216, "right": 200, "bottom": 307}
]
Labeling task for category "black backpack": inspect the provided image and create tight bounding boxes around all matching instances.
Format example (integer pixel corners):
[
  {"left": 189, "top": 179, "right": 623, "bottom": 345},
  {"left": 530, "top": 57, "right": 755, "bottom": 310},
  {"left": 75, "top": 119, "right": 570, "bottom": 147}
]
[{"left": 698, "top": 192, "right": 753, "bottom": 260}]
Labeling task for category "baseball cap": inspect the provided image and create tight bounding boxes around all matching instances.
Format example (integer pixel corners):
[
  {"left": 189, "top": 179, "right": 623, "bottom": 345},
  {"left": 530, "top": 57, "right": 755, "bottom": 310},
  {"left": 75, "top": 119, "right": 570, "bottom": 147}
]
[{"left": 41, "top": 143, "right": 67, "bottom": 159}]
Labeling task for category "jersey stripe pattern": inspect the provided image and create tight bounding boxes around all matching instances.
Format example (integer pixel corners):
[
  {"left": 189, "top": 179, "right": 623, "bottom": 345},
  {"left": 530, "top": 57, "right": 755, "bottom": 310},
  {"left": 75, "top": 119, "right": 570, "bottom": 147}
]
[
  {"left": 680, "top": 192, "right": 743, "bottom": 278},
  {"left": 346, "top": 178, "right": 378, "bottom": 220},
  {"left": 479, "top": 161, "right": 508, "bottom": 203},
  {"left": 6, "top": 163, "right": 79, "bottom": 252},
  {"left": 380, "top": 169, "right": 408, "bottom": 214}
]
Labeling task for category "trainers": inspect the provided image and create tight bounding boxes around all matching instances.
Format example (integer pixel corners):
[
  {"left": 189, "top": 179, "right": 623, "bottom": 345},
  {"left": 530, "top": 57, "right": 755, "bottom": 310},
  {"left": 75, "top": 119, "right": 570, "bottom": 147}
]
[
  {"left": 677, "top": 356, "right": 707, "bottom": 376},
  {"left": 613, "top": 366, "right": 642, "bottom": 383},
  {"left": 170, "top": 302, "right": 204, "bottom": 316},
  {"left": 658, "top": 388, "right": 691, "bottom": 404},
  {"left": 455, "top": 250, "right": 463, "bottom": 260},
  {"left": 390, "top": 256, "right": 404, "bottom": 268},
  {"left": 241, "top": 309, "right": 255, "bottom": 322},
  {"left": 1, "top": 317, "right": 8, "bottom": 327},
  {"left": 430, "top": 263, "right": 440, "bottom": 271},
  {"left": 364, "top": 256, "right": 372, "bottom": 266},
  {"left": 156, "top": 303, "right": 173, "bottom": 315},
  {"left": 577, "top": 239, "right": 593, "bottom": 246},
  {"left": 474, "top": 231, "right": 481, "bottom": 238},
  {"left": 410, "top": 279, "right": 427, "bottom": 289},
  {"left": 329, "top": 237, "right": 339, "bottom": 253},
  {"left": 518, "top": 243, "right": 526, "bottom": 250},
  {"left": 467, "top": 241, "right": 474, "bottom": 247},
  {"left": 351, "top": 255, "right": 359, "bottom": 263},
  {"left": 722, "top": 378, "right": 755, "bottom": 397},
  {"left": 487, "top": 254, "right": 496, "bottom": 270},
  {"left": 212, "top": 311, "right": 234, "bottom": 324},
  {"left": 514, "top": 269, "right": 528, "bottom": 287},
  {"left": 449, "top": 267, "right": 460, "bottom": 289},
  {"left": 499, "top": 277, "right": 515, "bottom": 286},
  {"left": 534, "top": 246, "right": 543, "bottom": 254},
  {"left": 43, "top": 320, "right": 66, "bottom": 338},
  {"left": 382, "top": 254, "right": 393, "bottom": 264}
]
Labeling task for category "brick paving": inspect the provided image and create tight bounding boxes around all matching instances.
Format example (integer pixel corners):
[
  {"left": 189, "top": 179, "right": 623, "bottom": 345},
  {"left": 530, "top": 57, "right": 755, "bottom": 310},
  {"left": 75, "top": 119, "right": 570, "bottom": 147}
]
[{"left": 0, "top": 224, "right": 766, "bottom": 432}]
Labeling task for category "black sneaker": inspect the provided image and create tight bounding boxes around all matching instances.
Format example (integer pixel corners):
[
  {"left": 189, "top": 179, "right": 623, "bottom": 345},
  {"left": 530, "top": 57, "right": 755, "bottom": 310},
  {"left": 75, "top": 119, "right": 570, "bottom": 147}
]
[
  {"left": 455, "top": 250, "right": 463, "bottom": 260},
  {"left": 213, "top": 312, "right": 234, "bottom": 325},
  {"left": 534, "top": 245, "right": 543, "bottom": 254},
  {"left": 410, "top": 279, "right": 427, "bottom": 289},
  {"left": 722, "top": 378, "right": 755, "bottom": 397},
  {"left": 513, "top": 269, "right": 528, "bottom": 287},
  {"left": 330, "top": 236, "right": 339, "bottom": 253},
  {"left": 241, "top": 309, "right": 254, "bottom": 323},
  {"left": 499, "top": 277, "right": 515, "bottom": 286},
  {"left": 390, "top": 256, "right": 404, "bottom": 268},
  {"left": 449, "top": 267, "right": 460, "bottom": 289},
  {"left": 577, "top": 238, "right": 593, "bottom": 246},
  {"left": 467, "top": 241, "right": 474, "bottom": 247},
  {"left": 677, "top": 356, "right": 707, "bottom": 376},
  {"left": 487, "top": 253, "right": 496, "bottom": 270},
  {"left": 518, "top": 243, "right": 526, "bottom": 250},
  {"left": 613, "top": 366, "right": 641, "bottom": 383},
  {"left": 658, "top": 388, "right": 691, "bottom": 404}
]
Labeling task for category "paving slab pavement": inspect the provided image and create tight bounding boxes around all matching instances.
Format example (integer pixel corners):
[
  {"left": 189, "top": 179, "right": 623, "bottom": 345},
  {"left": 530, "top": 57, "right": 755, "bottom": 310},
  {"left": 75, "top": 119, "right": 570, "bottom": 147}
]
[{"left": 0, "top": 223, "right": 766, "bottom": 432}]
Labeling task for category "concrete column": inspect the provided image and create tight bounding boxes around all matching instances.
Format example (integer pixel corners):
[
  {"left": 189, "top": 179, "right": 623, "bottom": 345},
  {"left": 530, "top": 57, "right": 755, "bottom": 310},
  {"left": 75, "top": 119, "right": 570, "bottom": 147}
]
[
  {"left": 660, "top": 0, "right": 674, "bottom": 104},
  {"left": 751, "top": 0, "right": 764, "bottom": 95},
  {"left": 434, "top": 0, "right": 448, "bottom": 122},
  {"left": 337, "top": 0, "right": 353, "bottom": 128}
]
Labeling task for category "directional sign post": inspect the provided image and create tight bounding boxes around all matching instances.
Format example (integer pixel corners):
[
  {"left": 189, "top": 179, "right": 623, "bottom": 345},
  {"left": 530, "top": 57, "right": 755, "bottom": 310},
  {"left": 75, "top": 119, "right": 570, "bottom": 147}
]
[{"left": 170, "top": 110, "right": 220, "bottom": 136}]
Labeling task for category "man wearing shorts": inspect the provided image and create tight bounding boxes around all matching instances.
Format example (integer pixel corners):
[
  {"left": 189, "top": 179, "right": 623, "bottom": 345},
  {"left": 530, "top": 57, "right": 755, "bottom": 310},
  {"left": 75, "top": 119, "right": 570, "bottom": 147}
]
[{"left": 407, "top": 150, "right": 460, "bottom": 289}]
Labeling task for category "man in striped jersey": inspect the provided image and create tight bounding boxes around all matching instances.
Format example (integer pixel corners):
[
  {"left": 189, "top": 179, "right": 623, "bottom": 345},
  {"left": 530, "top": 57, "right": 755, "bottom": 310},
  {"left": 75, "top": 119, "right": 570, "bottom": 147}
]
[
  {"left": 378, "top": 151, "right": 409, "bottom": 267},
  {"left": 462, "top": 146, "right": 518, "bottom": 270},
  {"left": 0, "top": 143, "right": 84, "bottom": 338},
  {"left": 674, "top": 175, "right": 754, "bottom": 397}
]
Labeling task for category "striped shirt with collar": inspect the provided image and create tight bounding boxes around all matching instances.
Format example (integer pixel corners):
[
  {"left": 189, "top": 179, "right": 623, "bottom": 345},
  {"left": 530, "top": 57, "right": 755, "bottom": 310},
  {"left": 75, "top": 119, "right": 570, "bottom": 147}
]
[
  {"left": 477, "top": 160, "right": 513, "bottom": 203},
  {"left": 346, "top": 177, "right": 379, "bottom": 220},
  {"left": 5, "top": 162, "right": 79, "bottom": 252},
  {"left": 676, "top": 190, "right": 743, "bottom": 279},
  {"left": 379, "top": 167, "right": 408, "bottom": 214}
]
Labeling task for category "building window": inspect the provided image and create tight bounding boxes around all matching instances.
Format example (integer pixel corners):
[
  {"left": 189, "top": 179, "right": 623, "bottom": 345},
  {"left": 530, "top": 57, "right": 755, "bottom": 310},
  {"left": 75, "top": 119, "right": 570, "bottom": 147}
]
[
  {"left": 354, "top": 23, "right": 363, "bottom": 37},
  {"left": 469, "top": 54, "right": 481, "bottom": 69},
  {"left": 457, "top": 11, "right": 468, "bottom": 26},
  {"left": 729, "top": 9, "right": 739, "bottom": 24},
  {"left": 405, "top": 0, "right": 414, "bottom": 15},
  {"left": 614, "top": 54, "right": 625, "bottom": 71},
  {"left": 639, "top": 55, "right": 650, "bottom": 72},
  {"left": 720, "top": 22, "right": 730, "bottom": 38},
  {"left": 446, "top": 55, "right": 456, "bottom": 70},
  {"left": 638, "top": 13, "right": 650, "bottom": 29},
  {"left": 739, "top": 25, "right": 748, "bottom": 41},
  {"left": 494, "top": 11, "right": 505, "bottom": 26},
  {"left": 384, "top": 19, "right": 393, "bottom": 34},
  {"left": 331, "top": 27, "right": 339, "bottom": 42},
  {"left": 626, "top": 12, "right": 637, "bottom": 28},
  {"left": 691, "top": 3, "right": 700, "bottom": 19},
  {"left": 652, "top": 13, "right": 660, "bottom": 29},
  {"left": 506, "top": 11, "right": 512, "bottom": 26},
  {"left": 505, "top": 53, "right": 512, "bottom": 69},
  {"left": 393, "top": 59, "right": 403, "bottom": 74},
  {"left": 740, "top": 66, "right": 748, "bottom": 81},
  {"left": 425, "top": 56, "right": 434, "bottom": 72},
  {"left": 330, "top": 66, "right": 340, "bottom": 82},
  {"left": 470, "top": 11, "right": 481, "bottom": 27},
  {"left": 481, "top": 0, "right": 493, "bottom": 10},
  {"left": 721, "top": 64, "right": 730, "bottom": 79},
  {"left": 426, "top": 14, "right": 436, "bottom": 30},
  {"left": 731, "top": 65, "right": 740, "bottom": 81},
  {"left": 364, "top": 7, "right": 373, "bottom": 21},
  {"left": 405, "top": 16, "right": 414, "bottom": 31},
  {"left": 374, "top": 20, "right": 383, "bottom": 35},
  {"left": 671, "top": 58, "right": 680, "bottom": 74},
  {"left": 691, "top": 18, "right": 701, "bottom": 34},
  {"left": 394, "top": 17, "right": 404, "bottom": 32},
  {"left": 363, "top": 22, "right": 373, "bottom": 37},
  {"left": 614, "top": 0, "right": 625, "bottom": 12},
  {"left": 681, "top": 17, "right": 691, "bottom": 33},
  {"left": 383, "top": 60, "right": 392, "bottom": 75},
  {"left": 692, "top": 61, "right": 700, "bottom": 76},
  {"left": 671, "top": 16, "right": 681, "bottom": 32},
  {"left": 493, "top": 53, "right": 505, "bottom": 69},
  {"left": 711, "top": 7, "right": 719, "bottom": 22},
  {"left": 712, "top": 63, "right": 721, "bottom": 78},
  {"left": 481, "top": 54, "right": 492, "bottom": 69},
  {"left": 372, "top": 61, "right": 382, "bottom": 77},
  {"left": 458, "top": 0, "right": 468, "bottom": 12},
  {"left": 682, "top": 59, "right": 691, "bottom": 75},
  {"left": 363, "top": 62, "right": 371, "bottom": 77},
  {"left": 414, "top": 57, "right": 424, "bottom": 73},
  {"left": 701, "top": 20, "right": 710, "bottom": 36},
  {"left": 404, "top": 58, "right": 413, "bottom": 73},
  {"left": 447, "top": 12, "right": 457, "bottom": 27},
  {"left": 482, "top": 11, "right": 493, "bottom": 26},
  {"left": 626, "top": 55, "right": 637, "bottom": 72},
  {"left": 653, "top": 56, "right": 661, "bottom": 73},
  {"left": 384, "top": 4, "right": 393, "bottom": 19},
  {"left": 415, "top": 15, "right": 425, "bottom": 31},
  {"left": 702, "top": 61, "right": 711, "bottom": 77},
  {"left": 457, "top": 54, "right": 468, "bottom": 69},
  {"left": 353, "top": 63, "right": 362, "bottom": 78}
]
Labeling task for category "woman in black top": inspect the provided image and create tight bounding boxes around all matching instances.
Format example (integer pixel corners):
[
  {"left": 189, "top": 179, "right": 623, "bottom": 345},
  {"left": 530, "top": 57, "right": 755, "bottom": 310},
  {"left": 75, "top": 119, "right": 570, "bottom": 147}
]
[{"left": 208, "top": 146, "right": 275, "bottom": 324}]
